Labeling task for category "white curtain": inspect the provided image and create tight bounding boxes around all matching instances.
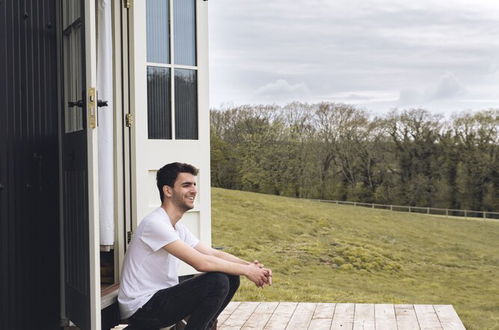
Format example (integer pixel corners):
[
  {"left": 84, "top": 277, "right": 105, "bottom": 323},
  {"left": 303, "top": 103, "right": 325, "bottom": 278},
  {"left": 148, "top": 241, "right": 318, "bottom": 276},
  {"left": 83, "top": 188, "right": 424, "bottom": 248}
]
[{"left": 97, "top": 0, "right": 114, "bottom": 246}]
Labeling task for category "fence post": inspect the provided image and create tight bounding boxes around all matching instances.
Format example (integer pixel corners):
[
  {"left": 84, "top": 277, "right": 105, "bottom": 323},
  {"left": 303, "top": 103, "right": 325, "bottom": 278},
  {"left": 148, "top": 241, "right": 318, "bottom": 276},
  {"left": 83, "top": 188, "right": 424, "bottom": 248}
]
[
  {"left": 464, "top": 210, "right": 467, "bottom": 218},
  {"left": 372, "top": 203, "right": 374, "bottom": 208},
  {"left": 354, "top": 202, "right": 357, "bottom": 207},
  {"left": 409, "top": 206, "right": 412, "bottom": 213},
  {"left": 446, "top": 209, "right": 448, "bottom": 217},
  {"left": 427, "top": 207, "right": 430, "bottom": 214},
  {"left": 484, "top": 212, "right": 487, "bottom": 219},
  {"left": 390, "top": 205, "right": 393, "bottom": 211}
]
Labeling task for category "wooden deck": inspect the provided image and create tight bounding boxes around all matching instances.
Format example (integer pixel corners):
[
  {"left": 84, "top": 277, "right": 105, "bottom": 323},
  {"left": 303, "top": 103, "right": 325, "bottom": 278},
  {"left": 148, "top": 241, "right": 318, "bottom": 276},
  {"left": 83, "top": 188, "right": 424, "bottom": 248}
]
[{"left": 218, "top": 302, "right": 466, "bottom": 330}]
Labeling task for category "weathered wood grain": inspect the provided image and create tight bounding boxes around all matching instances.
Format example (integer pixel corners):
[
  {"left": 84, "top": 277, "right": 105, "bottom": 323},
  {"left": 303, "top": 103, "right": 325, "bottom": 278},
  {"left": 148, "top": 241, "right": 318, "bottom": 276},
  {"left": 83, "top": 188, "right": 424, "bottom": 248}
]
[
  {"left": 221, "top": 302, "right": 259, "bottom": 329},
  {"left": 353, "top": 303, "right": 375, "bottom": 330},
  {"left": 331, "top": 303, "right": 355, "bottom": 330},
  {"left": 374, "top": 304, "right": 397, "bottom": 330},
  {"left": 219, "top": 302, "right": 241, "bottom": 325},
  {"left": 215, "top": 302, "right": 464, "bottom": 330},
  {"left": 241, "top": 302, "right": 279, "bottom": 329},
  {"left": 264, "top": 302, "right": 298, "bottom": 330},
  {"left": 308, "top": 303, "right": 335, "bottom": 330},
  {"left": 434, "top": 305, "right": 466, "bottom": 330},
  {"left": 312, "top": 303, "right": 336, "bottom": 319},
  {"left": 395, "top": 304, "right": 420, "bottom": 330},
  {"left": 286, "top": 302, "right": 316, "bottom": 329},
  {"left": 414, "top": 304, "right": 443, "bottom": 330}
]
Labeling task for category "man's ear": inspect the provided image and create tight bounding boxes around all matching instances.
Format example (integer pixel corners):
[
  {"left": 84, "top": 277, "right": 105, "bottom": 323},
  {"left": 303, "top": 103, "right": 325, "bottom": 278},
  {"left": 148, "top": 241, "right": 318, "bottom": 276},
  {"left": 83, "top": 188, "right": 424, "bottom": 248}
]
[{"left": 163, "top": 185, "right": 173, "bottom": 198}]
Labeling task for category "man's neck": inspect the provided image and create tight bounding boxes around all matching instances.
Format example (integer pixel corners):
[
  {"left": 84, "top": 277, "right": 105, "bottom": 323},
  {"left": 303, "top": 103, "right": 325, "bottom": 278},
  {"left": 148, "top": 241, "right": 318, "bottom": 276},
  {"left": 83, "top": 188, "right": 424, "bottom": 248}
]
[{"left": 161, "top": 203, "right": 184, "bottom": 227}]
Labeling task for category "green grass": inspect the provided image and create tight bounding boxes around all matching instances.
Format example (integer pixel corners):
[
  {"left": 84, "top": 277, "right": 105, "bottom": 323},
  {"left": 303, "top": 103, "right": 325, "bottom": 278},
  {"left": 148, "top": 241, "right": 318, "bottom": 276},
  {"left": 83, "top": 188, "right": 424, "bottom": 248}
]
[{"left": 211, "top": 188, "right": 499, "bottom": 330}]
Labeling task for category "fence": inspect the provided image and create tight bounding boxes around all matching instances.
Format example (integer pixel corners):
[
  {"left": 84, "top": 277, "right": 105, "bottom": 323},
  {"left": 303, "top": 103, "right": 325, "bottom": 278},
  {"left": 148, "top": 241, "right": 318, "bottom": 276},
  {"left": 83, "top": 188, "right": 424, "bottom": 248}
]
[{"left": 318, "top": 200, "right": 499, "bottom": 220}]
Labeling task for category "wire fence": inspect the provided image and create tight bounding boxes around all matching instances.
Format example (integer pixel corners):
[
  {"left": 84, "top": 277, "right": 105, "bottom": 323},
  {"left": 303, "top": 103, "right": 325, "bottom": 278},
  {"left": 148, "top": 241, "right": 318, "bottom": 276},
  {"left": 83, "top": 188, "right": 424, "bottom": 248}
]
[{"left": 318, "top": 200, "right": 499, "bottom": 220}]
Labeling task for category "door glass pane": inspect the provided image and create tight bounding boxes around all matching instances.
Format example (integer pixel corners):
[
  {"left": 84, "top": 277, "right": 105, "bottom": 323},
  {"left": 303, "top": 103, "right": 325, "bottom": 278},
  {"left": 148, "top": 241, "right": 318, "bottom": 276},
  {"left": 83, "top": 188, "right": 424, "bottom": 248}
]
[
  {"left": 147, "top": 66, "right": 172, "bottom": 139},
  {"left": 174, "top": 0, "right": 196, "bottom": 66},
  {"left": 147, "top": 0, "right": 170, "bottom": 64},
  {"left": 175, "top": 69, "right": 198, "bottom": 139}
]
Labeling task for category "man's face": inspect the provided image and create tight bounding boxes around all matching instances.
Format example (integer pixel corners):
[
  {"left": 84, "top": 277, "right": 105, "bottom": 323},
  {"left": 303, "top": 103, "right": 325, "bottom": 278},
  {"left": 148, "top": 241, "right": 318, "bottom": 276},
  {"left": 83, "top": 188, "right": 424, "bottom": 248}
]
[{"left": 169, "top": 172, "right": 197, "bottom": 211}]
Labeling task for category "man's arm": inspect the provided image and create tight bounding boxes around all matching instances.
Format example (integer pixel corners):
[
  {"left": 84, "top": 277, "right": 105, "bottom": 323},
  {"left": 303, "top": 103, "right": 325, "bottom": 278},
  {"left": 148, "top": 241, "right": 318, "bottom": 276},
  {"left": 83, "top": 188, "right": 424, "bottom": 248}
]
[
  {"left": 194, "top": 242, "right": 250, "bottom": 265},
  {"left": 163, "top": 240, "right": 270, "bottom": 287},
  {"left": 194, "top": 242, "right": 272, "bottom": 285}
]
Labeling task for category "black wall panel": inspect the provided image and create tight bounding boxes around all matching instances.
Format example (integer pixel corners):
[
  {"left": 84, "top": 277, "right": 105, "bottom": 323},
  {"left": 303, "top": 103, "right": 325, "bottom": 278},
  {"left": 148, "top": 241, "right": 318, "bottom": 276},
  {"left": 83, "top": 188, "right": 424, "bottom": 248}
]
[{"left": 0, "top": 0, "right": 61, "bottom": 329}]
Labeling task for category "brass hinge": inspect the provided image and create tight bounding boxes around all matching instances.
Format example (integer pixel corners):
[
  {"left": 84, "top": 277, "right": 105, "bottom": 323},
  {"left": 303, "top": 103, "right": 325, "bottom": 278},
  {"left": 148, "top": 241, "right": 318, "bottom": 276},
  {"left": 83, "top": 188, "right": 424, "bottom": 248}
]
[
  {"left": 88, "top": 87, "right": 96, "bottom": 129},
  {"left": 125, "top": 113, "right": 134, "bottom": 128},
  {"left": 127, "top": 231, "right": 132, "bottom": 243},
  {"left": 124, "top": 0, "right": 132, "bottom": 9}
]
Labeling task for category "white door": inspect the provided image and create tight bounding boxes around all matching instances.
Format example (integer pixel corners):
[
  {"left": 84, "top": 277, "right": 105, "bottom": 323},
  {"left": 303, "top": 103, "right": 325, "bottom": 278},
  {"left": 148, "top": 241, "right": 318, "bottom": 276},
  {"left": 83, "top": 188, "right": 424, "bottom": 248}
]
[
  {"left": 61, "top": 0, "right": 101, "bottom": 328},
  {"left": 129, "top": 0, "right": 211, "bottom": 275}
]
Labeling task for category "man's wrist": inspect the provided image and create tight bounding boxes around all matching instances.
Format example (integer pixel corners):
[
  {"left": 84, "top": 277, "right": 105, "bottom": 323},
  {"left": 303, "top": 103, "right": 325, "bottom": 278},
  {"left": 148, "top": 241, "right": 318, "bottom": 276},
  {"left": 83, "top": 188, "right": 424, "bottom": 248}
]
[{"left": 242, "top": 264, "right": 251, "bottom": 277}]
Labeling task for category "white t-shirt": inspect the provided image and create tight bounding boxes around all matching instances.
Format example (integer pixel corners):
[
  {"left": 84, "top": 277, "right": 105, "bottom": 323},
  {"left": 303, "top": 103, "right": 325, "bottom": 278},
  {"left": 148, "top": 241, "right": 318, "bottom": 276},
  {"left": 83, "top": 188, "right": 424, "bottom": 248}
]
[{"left": 118, "top": 207, "right": 199, "bottom": 319}]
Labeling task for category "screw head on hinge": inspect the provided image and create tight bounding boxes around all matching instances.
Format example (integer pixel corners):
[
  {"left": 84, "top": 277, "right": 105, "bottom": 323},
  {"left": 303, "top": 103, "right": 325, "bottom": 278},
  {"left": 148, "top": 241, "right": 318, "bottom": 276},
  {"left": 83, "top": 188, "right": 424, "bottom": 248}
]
[{"left": 126, "top": 113, "right": 134, "bottom": 127}]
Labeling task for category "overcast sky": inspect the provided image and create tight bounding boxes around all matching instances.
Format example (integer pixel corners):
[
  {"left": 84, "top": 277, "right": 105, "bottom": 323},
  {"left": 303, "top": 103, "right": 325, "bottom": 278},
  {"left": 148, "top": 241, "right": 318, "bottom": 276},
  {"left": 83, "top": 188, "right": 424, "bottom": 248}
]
[{"left": 208, "top": 0, "right": 499, "bottom": 115}]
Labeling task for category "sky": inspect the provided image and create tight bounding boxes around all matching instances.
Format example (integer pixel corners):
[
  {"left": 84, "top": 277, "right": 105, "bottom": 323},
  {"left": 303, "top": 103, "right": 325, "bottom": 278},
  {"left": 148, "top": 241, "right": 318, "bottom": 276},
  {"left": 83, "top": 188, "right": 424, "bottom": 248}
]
[{"left": 208, "top": 0, "right": 499, "bottom": 116}]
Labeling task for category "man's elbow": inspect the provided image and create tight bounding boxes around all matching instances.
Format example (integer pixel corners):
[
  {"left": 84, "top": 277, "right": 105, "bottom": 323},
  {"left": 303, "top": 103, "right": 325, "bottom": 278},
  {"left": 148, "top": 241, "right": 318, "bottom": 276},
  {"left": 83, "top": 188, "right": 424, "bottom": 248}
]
[{"left": 193, "top": 259, "right": 211, "bottom": 273}]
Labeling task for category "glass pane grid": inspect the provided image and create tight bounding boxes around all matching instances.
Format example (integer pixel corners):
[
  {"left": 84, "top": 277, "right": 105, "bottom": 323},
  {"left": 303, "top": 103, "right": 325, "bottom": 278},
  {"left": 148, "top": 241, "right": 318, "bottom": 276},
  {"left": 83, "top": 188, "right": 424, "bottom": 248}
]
[
  {"left": 146, "top": 0, "right": 199, "bottom": 140},
  {"left": 145, "top": 62, "right": 197, "bottom": 70}
]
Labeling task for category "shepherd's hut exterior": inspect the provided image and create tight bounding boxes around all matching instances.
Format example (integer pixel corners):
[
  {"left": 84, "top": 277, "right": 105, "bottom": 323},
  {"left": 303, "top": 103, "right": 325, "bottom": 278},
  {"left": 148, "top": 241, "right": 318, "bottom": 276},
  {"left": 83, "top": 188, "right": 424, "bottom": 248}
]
[{"left": 0, "top": 0, "right": 211, "bottom": 329}]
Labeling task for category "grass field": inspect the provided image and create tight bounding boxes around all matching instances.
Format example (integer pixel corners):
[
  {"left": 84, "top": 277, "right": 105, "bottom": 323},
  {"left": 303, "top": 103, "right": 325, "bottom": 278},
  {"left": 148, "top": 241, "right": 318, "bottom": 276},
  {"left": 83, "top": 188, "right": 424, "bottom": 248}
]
[{"left": 211, "top": 188, "right": 499, "bottom": 330}]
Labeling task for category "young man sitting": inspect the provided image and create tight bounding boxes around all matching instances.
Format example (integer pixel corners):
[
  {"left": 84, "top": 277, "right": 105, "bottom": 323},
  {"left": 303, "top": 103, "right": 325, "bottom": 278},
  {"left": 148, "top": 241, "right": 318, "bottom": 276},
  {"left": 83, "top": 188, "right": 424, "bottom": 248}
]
[{"left": 118, "top": 162, "right": 272, "bottom": 330}]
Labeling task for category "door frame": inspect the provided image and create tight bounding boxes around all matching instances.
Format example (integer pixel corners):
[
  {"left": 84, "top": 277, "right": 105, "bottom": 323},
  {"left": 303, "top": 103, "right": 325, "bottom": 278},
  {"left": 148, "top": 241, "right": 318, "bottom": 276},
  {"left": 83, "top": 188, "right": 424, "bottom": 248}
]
[
  {"left": 84, "top": 0, "right": 102, "bottom": 326},
  {"left": 111, "top": 0, "right": 132, "bottom": 279},
  {"left": 58, "top": 0, "right": 101, "bottom": 328}
]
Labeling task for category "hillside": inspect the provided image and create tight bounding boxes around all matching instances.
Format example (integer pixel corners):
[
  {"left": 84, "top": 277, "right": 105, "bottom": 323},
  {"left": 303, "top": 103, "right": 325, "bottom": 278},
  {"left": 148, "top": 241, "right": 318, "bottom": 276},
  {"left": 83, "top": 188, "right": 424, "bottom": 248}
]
[{"left": 211, "top": 188, "right": 499, "bottom": 330}]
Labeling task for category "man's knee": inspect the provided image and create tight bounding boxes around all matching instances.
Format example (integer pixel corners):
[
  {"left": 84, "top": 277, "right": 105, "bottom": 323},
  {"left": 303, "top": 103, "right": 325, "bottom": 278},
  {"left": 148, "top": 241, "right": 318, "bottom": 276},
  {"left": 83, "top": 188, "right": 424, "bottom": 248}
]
[
  {"left": 204, "top": 272, "right": 230, "bottom": 294},
  {"left": 227, "top": 274, "right": 240, "bottom": 290}
]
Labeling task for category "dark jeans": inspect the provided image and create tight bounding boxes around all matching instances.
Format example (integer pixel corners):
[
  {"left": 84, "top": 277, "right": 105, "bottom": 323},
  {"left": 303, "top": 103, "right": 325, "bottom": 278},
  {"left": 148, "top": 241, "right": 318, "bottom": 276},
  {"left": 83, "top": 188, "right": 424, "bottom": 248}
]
[{"left": 126, "top": 272, "right": 240, "bottom": 330}]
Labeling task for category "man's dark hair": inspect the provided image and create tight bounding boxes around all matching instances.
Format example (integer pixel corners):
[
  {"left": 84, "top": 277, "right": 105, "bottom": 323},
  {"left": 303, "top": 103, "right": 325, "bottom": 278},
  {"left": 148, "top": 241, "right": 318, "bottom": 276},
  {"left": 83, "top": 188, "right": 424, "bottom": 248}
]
[{"left": 156, "top": 162, "right": 199, "bottom": 203}]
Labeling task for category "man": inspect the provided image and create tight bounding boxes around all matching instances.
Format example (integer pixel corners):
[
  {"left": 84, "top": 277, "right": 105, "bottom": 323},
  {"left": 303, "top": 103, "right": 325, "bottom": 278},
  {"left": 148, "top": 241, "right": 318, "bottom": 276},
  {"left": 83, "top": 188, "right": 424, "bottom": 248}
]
[{"left": 118, "top": 162, "right": 272, "bottom": 330}]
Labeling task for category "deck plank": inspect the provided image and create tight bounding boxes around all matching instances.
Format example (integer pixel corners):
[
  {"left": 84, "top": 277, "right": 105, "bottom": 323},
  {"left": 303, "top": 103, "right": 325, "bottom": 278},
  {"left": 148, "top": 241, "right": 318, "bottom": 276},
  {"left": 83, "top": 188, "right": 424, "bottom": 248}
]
[
  {"left": 331, "top": 303, "right": 355, "bottom": 330},
  {"left": 414, "top": 305, "right": 443, "bottom": 330},
  {"left": 286, "top": 302, "right": 316, "bottom": 329},
  {"left": 308, "top": 303, "right": 335, "bottom": 330},
  {"left": 395, "top": 304, "right": 420, "bottom": 330},
  {"left": 312, "top": 303, "right": 336, "bottom": 319},
  {"left": 221, "top": 302, "right": 259, "bottom": 329},
  {"left": 219, "top": 302, "right": 242, "bottom": 326},
  {"left": 264, "top": 302, "right": 298, "bottom": 330},
  {"left": 216, "top": 302, "right": 464, "bottom": 330},
  {"left": 374, "top": 304, "right": 397, "bottom": 330},
  {"left": 353, "top": 304, "right": 375, "bottom": 330},
  {"left": 241, "top": 302, "right": 279, "bottom": 329},
  {"left": 433, "top": 305, "right": 466, "bottom": 330}
]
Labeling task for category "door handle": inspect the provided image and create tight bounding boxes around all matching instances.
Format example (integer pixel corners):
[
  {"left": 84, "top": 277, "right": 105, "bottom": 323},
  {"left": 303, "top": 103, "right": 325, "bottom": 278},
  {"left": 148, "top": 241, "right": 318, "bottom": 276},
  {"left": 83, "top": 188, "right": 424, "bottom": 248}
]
[
  {"left": 68, "top": 100, "right": 83, "bottom": 108},
  {"left": 97, "top": 99, "right": 108, "bottom": 107}
]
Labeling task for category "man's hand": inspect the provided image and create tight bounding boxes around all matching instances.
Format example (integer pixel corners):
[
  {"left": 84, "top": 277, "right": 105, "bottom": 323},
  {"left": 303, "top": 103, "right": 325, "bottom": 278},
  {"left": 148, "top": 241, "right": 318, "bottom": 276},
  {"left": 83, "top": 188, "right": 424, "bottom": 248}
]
[
  {"left": 253, "top": 260, "right": 264, "bottom": 268},
  {"left": 245, "top": 263, "right": 273, "bottom": 287},
  {"left": 252, "top": 260, "right": 272, "bottom": 286},
  {"left": 264, "top": 267, "right": 272, "bottom": 286},
  {"left": 245, "top": 263, "right": 272, "bottom": 287}
]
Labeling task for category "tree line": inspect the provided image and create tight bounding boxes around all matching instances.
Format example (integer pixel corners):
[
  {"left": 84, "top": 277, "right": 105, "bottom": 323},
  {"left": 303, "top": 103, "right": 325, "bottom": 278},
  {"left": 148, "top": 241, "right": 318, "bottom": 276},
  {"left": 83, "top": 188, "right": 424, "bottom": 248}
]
[{"left": 210, "top": 102, "right": 499, "bottom": 212}]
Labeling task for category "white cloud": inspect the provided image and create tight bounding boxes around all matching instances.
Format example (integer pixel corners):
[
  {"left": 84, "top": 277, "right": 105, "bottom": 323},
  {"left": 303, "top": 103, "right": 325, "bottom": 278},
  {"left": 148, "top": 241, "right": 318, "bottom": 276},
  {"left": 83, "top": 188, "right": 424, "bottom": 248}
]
[
  {"left": 209, "top": 0, "right": 499, "bottom": 114},
  {"left": 398, "top": 73, "right": 467, "bottom": 106},
  {"left": 252, "top": 79, "right": 310, "bottom": 104},
  {"left": 430, "top": 73, "right": 466, "bottom": 101}
]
